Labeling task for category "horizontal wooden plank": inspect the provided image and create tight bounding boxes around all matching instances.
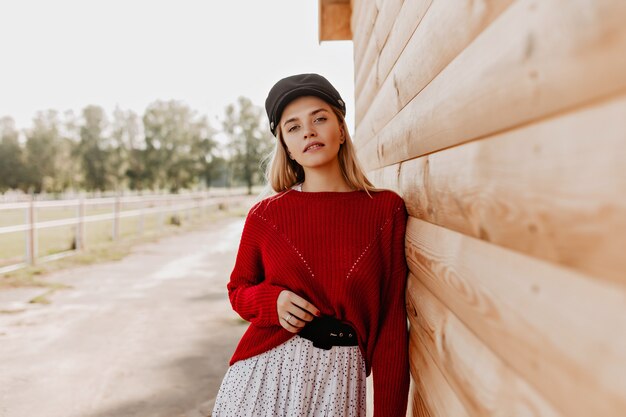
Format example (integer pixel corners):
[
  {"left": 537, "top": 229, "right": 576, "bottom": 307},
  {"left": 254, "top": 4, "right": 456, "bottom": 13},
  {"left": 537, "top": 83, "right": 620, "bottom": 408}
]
[
  {"left": 406, "top": 378, "right": 424, "bottom": 417},
  {"left": 354, "top": 0, "right": 403, "bottom": 76},
  {"left": 355, "top": 0, "right": 434, "bottom": 128},
  {"left": 353, "top": 0, "right": 402, "bottom": 124},
  {"left": 350, "top": 0, "right": 362, "bottom": 30},
  {"left": 405, "top": 218, "right": 626, "bottom": 417},
  {"left": 408, "top": 382, "right": 432, "bottom": 417},
  {"left": 354, "top": 0, "right": 424, "bottom": 95},
  {"left": 355, "top": 58, "right": 379, "bottom": 128},
  {"left": 369, "top": 94, "right": 626, "bottom": 285},
  {"left": 350, "top": 0, "right": 371, "bottom": 63},
  {"left": 355, "top": 0, "right": 512, "bottom": 144},
  {"left": 407, "top": 273, "right": 563, "bottom": 417},
  {"left": 352, "top": 0, "right": 378, "bottom": 74},
  {"left": 409, "top": 328, "right": 470, "bottom": 417},
  {"left": 373, "top": 0, "right": 432, "bottom": 97},
  {"left": 349, "top": 0, "right": 362, "bottom": 34},
  {"left": 353, "top": 0, "right": 404, "bottom": 100},
  {"left": 357, "top": 0, "right": 626, "bottom": 170}
]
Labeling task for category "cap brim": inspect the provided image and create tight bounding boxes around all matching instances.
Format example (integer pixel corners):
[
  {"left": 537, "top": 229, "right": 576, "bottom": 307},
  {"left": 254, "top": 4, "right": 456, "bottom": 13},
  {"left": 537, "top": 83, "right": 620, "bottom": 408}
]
[{"left": 273, "top": 87, "right": 341, "bottom": 131}]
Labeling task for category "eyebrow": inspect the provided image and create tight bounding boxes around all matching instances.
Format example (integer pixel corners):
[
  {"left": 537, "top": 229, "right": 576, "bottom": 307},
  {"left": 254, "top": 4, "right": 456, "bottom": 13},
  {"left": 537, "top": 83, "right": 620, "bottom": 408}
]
[{"left": 282, "top": 108, "right": 329, "bottom": 127}]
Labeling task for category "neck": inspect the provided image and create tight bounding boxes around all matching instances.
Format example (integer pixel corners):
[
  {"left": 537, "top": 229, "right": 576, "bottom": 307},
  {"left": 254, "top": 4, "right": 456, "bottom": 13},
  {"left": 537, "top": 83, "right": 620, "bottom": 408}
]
[{"left": 301, "top": 162, "right": 353, "bottom": 192}]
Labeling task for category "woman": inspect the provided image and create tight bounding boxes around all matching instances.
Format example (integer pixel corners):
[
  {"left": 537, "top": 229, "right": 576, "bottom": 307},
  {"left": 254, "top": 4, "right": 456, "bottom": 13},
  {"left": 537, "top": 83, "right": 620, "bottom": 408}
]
[{"left": 212, "top": 73, "right": 409, "bottom": 417}]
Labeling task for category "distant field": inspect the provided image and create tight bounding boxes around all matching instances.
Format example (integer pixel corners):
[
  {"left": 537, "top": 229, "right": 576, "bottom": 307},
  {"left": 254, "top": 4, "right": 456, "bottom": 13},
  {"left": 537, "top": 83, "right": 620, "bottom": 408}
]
[{"left": 0, "top": 188, "right": 261, "bottom": 270}]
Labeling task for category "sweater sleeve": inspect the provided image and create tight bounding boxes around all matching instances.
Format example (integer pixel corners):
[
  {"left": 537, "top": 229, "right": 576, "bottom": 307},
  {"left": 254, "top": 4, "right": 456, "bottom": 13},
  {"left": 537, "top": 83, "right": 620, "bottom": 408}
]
[
  {"left": 372, "top": 201, "right": 410, "bottom": 417},
  {"left": 227, "top": 209, "right": 285, "bottom": 328}
]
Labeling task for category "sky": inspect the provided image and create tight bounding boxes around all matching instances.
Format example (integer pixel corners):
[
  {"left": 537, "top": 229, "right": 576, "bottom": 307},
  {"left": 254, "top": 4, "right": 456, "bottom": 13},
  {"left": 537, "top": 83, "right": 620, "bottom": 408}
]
[{"left": 0, "top": 0, "right": 355, "bottom": 140}]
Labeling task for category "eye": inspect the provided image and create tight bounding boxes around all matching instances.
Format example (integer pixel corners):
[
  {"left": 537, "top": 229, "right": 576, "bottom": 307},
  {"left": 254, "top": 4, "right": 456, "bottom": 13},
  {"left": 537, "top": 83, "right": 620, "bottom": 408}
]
[
  {"left": 314, "top": 117, "right": 327, "bottom": 123},
  {"left": 287, "top": 124, "right": 299, "bottom": 132}
]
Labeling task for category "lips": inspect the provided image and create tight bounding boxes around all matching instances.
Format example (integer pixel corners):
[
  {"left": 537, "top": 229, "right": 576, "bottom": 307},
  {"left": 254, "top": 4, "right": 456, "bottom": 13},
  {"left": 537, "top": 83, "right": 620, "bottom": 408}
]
[{"left": 304, "top": 142, "right": 324, "bottom": 152}]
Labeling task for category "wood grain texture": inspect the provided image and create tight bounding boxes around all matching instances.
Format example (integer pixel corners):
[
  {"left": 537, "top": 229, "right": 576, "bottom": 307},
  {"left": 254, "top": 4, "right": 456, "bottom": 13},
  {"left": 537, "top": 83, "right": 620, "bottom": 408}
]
[
  {"left": 405, "top": 218, "right": 626, "bottom": 417},
  {"left": 355, "top": 0, "right": 511, "bottom": 139},
  {"left": 352, "top": 0, "right": 378, "bottom": 75},
  {"left": 407, "top": 273, "right": 563, "bottom": 417},
  {"left": 353, "top": 0, "right": 404, "bottom": 104},
  {"left": 357, "top": 0, "right": 626, "bottom": 170},
  {"left": 350, "top": 0, "right": 362, "bottom": 30},
  {"left": 355, "top": 0, "right": 433, "bottom": 128},
  {"left": 319, "top": 1, "right": 352, "bottom": 41},
  {"left": 409, "top": 328, "right": 470, "bottom": 417},
  {"left": 369, "top": 94, "right": 626, "bottom": 285},
  {"left": 409, "top": 386, "right": 433, "bottom": 417}
]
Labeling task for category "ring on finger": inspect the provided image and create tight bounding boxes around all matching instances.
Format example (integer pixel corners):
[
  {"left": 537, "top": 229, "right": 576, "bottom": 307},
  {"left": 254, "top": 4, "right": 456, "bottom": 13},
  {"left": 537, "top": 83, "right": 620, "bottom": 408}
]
[{"left": 284, "top": 313, "right": 293, "bottom": 324}]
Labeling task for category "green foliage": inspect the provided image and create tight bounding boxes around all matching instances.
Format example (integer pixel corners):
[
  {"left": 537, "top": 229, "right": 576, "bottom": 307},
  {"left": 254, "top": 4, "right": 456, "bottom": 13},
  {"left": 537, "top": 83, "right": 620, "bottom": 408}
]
[
  {"left": 223, "top": 97, "right": 274, "bottom": 194},
  {"left": 110, "top": 107, "right": 141, "bottom": 191},
  {"left": 0, "top": 117, "right": 26, "bottom": 192},
  {"left": 77, "top": 105, "right": 110, "bottom": 191},
  {"left": 0, "top": 96, "right": 270, "bottom": 195},
  {"left": 143, "top": 100, "right": 219, "bottom": 192},
  {"left": 24, "top": 111, "right": 64, "bottom": 194}
]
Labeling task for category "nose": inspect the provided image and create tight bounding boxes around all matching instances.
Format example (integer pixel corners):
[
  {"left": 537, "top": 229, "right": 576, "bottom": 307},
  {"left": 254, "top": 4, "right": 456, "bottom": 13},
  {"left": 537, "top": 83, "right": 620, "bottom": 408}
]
[{"left": 303, "top": 122, "right": 317, "bottom": 139}]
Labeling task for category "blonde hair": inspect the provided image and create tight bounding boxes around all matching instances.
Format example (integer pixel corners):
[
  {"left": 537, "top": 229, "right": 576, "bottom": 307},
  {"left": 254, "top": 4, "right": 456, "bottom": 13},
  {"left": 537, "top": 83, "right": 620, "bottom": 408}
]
[{"left": 255, "top": 104, "right": 383, "bottom": 203}]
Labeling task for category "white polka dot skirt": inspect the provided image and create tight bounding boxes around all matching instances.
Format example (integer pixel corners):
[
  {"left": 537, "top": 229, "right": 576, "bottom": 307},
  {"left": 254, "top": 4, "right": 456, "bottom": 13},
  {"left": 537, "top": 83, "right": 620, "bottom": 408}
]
[{"left": 212, "top": 334, "right": 366, "bottom": 417}]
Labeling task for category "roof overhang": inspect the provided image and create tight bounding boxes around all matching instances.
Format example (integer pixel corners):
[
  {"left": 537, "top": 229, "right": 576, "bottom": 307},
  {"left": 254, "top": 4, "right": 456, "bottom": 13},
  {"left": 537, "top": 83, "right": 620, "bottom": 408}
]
[{"left": 318, "top": 0, "right": 352, "bottom": 42}]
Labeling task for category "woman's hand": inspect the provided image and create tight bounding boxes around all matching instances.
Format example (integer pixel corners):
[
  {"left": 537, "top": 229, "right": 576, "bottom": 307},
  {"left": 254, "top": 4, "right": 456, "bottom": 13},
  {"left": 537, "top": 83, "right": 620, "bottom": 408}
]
[{"left": 277, "top": 290, "right": 320, "bottom": 333}]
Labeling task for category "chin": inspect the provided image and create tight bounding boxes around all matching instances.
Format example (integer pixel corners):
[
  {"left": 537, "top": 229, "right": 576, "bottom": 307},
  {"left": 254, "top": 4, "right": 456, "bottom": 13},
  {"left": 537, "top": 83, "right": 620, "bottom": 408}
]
[{"left": 300, "top": 155, "right": 340, "bottom": 169}]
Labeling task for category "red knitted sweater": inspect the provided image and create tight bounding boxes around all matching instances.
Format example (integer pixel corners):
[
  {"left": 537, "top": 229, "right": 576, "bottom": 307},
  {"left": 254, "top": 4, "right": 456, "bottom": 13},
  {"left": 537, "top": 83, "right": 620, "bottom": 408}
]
[{"left": 227, "top": 188, "right": 409, "bottom": 417}]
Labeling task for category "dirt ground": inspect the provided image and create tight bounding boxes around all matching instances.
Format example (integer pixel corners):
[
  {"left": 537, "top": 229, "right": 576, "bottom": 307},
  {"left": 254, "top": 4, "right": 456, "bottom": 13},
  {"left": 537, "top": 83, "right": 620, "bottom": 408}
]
[{"left": 0, "top": 213, "right": 253, "bottom": 417}]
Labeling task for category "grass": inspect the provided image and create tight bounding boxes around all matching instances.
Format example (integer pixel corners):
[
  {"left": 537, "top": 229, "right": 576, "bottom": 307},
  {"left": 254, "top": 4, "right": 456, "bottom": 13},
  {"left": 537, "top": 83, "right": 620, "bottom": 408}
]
[
  {"left": 29, "top": 289, "right": 57, "bottom": 304},
  {"left": 0, "top": 200, "right": 252, "bottom": 290},
  {"left": 0, "top": 203, "right": 181, "bottom": 265}
]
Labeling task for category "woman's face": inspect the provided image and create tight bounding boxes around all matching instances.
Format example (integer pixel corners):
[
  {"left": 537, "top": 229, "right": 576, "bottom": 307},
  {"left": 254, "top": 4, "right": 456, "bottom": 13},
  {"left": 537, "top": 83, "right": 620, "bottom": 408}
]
[{"left": 279, "top": 95, "right": 344, "bottom": 170}]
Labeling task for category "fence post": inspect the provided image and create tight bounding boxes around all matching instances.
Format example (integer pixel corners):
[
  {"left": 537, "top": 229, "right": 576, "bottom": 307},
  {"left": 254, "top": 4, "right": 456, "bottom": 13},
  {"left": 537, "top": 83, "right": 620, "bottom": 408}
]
[
  {"left": 112, "top": 195, "right": 120, "bottom": 240},
  {"left": 182, "top": 195, "right": 188, "bottom": 223},
  {"left": 197, "top": 195, "right": 203, "bottom": 223},
  {"left": 25, "top": 194, "right": 37, "bottom": 265},
  {"left": 138, "top": 198, "right": 144, "bottom": 236},
  {"left": 76, "top": 196, "right": 85, "bottom": 251},
  {"left": 158, "top": 197, "right": 165, "bottom": 233}
]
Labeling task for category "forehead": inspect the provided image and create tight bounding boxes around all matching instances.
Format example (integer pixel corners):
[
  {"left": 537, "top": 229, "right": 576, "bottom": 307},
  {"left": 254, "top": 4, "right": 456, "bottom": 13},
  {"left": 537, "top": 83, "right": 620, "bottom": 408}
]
[{"left": 280, "top": 96, "right": 332, "bottom": 121}]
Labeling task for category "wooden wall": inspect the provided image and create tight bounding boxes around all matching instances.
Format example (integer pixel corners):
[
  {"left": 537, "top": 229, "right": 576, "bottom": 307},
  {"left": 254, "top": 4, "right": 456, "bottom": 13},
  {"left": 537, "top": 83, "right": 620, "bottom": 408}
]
[{"left": 345, "top": 0, "right": 626, "bottom": 416}]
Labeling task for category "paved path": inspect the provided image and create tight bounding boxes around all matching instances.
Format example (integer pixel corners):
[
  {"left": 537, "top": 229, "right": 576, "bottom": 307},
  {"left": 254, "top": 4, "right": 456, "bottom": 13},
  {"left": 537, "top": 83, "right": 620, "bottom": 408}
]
[{"left": 0, "top": 214, "right": 250, "bottom": 417}]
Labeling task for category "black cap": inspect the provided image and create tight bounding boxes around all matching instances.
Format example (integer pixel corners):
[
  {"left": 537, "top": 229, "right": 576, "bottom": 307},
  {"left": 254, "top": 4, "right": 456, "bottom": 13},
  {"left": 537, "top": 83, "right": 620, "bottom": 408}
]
[{"left": 265, "top": 73, "right": 346, "bottom": 136}]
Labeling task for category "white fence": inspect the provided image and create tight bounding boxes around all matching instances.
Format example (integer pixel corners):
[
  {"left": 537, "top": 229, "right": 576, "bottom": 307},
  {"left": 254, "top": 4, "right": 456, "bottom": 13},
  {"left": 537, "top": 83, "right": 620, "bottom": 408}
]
[{"left": 0, "top": 190, "right": 251, "bottom": 274}]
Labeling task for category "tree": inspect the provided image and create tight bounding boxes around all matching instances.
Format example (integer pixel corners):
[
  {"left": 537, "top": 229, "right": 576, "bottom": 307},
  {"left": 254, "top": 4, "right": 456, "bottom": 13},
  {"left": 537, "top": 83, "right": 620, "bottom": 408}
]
[
  {"left": 23, "top": 110, "right": 64, "bottom": 193},
  {"left": 0, "top": 101, "right": 231, "bottom": 194},
  {"left": 190, "top": 115, "right": 220, "bottom": 189},
  {"left": 77, "top": 105, "right": 110, "bottom": 192},
  {"left": 143, "top": 100, "right": 220, "bottom": 192},
  {"left": 55, "top": 110, "right": 83, "bottom": 192},
  {"left": 111, "top": 107, "right": 143, "bottom": 191},
  {"left": 222, "top": 96, "right": 273, "bottom": 194},
  {"left": 0, "top": 117, "right": 26, "bottom": 192}
]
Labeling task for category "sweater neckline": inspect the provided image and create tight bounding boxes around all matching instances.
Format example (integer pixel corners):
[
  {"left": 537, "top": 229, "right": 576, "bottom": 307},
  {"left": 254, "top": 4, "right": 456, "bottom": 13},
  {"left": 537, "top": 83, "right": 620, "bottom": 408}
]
[{"left": 284, "top": 187, "right": 366, "bottom": 200}]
